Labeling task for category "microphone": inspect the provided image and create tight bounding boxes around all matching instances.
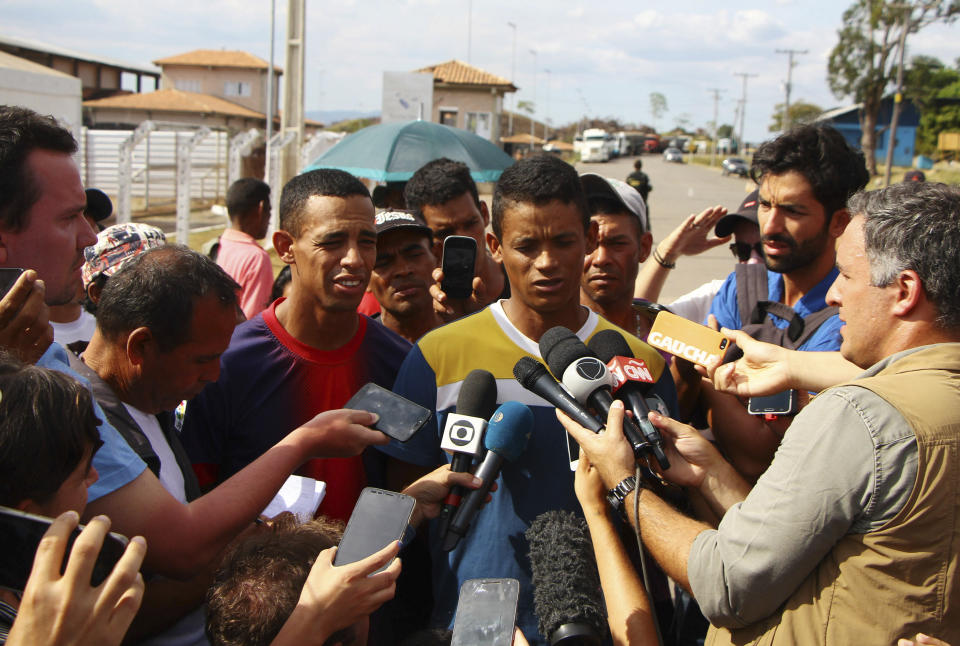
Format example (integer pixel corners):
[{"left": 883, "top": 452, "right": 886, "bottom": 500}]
[
  {"left": 442, "top": 401, "right": 533, "bottom": 552},
  {"left": 438, "top": 370, "right": 499, "bottom": 539},
  {"left": 526, "top": 511, "right": 606, "bottom": 646},
  {"left": 539, "top": 327, "right": 649, "bottom": 459},
  {"left": 513, "top": 357, "right": 603, "bottom": 433},
  {"left": 588, "top": 330, "right": 669, "bottom": 470}
]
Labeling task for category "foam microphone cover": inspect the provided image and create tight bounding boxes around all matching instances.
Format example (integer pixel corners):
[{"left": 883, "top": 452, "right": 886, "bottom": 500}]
[
  {"left": 587, "top": 329, "right": 633, "bottom": 362},
  {"left": 526, "top": 511, "right": 606, "bottom": 646},
  {"left": 539, "top": 327, "right": 591, "bottom": 378},
  {"left": 457, "top": 369, "right": 499, "bottom": 419}
]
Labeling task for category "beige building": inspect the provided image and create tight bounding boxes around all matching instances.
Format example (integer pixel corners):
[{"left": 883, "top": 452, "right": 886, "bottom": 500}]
[
  {"left": 83, "top": 88, "right": 267, "bottom": 130},
  {"left": 153, "top": 49, "right": 281, "bottom": 115},
  {"left": 415, "top": 60, "right": 516, "bottom": 143}
]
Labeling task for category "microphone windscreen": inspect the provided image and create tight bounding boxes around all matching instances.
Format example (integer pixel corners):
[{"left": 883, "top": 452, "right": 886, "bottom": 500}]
[
  {"left": 539, "top": 327, "right": 590, "bottom": 378},
  {"left": 513, "top": 356, "right": 548, "bottom": 387},
  {"left": 457, "top": 369, "right": 499, "bottom": 419},
  {"left": 483, "top": 401, "right": 533, "bottom": 461},
  {"left": 526, "top": 511, "right": 607, "bottom": 643},
  {"left": 587, "top": 329, "right": 634, "bottom": 362}
]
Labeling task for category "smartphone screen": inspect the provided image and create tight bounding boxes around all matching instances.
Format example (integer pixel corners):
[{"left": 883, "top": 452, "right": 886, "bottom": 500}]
[
  {"left": 451, "top": 578, "right": 520, "bottom": 646},
  {"left": 441, "top": 236, "right": 477, "bottom": 300},
  {"left": 0, "top": 268, "right": 25, "bottom": 299},
  {"left": 747, "top": 390, "right": 797, "bottom": 416},
  {"left": 333, "top": 488, "right": 415, "bottom": 571},
  {"left": 344, "top": 382, "right": 432, "bottom": 442},
  {"left": 0, "top": 506, "right": 129, "bottom": 590}
]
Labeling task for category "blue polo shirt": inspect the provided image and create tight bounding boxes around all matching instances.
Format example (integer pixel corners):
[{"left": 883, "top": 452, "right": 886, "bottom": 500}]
[{"left": 707, "top": 267, "right": 843, "bottom": 352}]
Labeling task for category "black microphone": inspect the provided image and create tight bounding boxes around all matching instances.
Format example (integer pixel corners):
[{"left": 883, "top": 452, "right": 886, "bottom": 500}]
[
  {"left": 438, "top": 369, "right": 499, "bottom": 539},
  {"left": 442, "top": 401, "right": 533, "bottom": 552},
  {"left": 539, "top": 327, "right": 649, "bottom": 459},
  {"left": 513, "top": 357, "right": 603, "bottom": 433},
  {"left": 588, "top": 330, "right": 669, "bottom": 470},
  {"left": 526, "top": 511, "right": 606, "bottom": 646}
]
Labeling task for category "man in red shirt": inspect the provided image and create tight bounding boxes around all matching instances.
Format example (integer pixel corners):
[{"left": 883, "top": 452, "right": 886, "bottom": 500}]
[{"left": 217, "top": 178, "right": 274, "bottom": 319}]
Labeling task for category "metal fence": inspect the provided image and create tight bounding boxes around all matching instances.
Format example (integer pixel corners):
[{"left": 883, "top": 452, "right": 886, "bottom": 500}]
[{"left": 79, "top": 127, "right": 228, "bottom": 206}]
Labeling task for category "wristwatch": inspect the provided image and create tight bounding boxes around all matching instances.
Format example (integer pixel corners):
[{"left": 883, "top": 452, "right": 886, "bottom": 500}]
[{"left": 606, "top": 475, "right": 638, "bottom": 521}]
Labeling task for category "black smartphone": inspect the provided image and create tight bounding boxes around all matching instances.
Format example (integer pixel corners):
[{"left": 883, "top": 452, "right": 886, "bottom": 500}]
[
  {"left": 0, "top": 268, "right": 25, "bottom": 299},
  {"left": 451, "top": 578, "right": 520, "bottom": 646},
  {"left": 0, "top": 506, "right": 130, "bottom": 590},
  {"left": 344, "top": 382, "right": 432, "bottom": 442},
  {"left": 441, "top": 235, "right": 478, "bottom": 300},
  {"left": 333, "top": 487, "right": 415, "bottom": 571},
  {"left": 747, "top": 390, "right": 798, "bottom": 416}
]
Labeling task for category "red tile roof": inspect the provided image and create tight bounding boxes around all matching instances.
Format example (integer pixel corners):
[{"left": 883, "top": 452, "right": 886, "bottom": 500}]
[
  {"left": 153, "top": 49, "right": 282, "bottom": 73},
  {"left": 83, "top": 88, "right": 264, "bottom": 119},
  {"left": 415, "top": 60, "right": 516, "bottom": 90}
]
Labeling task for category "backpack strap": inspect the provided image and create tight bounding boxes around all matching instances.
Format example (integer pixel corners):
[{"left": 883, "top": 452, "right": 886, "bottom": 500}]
[{"left": 734, "top": 263, "right": 768, "bottom": 328}]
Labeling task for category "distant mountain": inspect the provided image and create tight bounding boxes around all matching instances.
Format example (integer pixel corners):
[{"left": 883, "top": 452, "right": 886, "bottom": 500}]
[{"left": 307, "top": 110, "right": 380, "bottom": 125}]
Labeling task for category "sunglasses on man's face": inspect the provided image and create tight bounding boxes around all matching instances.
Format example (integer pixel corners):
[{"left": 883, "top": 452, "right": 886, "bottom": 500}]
[{"left": 730, "top": 241, "right": 763, "bottom": 262}]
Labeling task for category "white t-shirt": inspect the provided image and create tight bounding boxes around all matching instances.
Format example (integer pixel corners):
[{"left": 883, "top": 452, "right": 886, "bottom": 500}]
[
  {"left": 121, "top": 403, "right": 187, "bottom": 504},
  {"left": 668, "top": 279, "right": 725, "bottom": 324},
  {"left": 50, "top": 310, "right": 96, "bottom": 346}
]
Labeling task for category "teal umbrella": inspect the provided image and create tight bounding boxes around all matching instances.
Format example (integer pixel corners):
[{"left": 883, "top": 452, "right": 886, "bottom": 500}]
[{"left": 303, "top": 119, "right": 514, "bottom": 182}]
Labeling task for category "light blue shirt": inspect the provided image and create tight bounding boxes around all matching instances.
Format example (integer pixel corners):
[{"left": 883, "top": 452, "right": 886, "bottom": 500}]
[{"left": 38, "top": 343, "right": 146, "bottom": 502}]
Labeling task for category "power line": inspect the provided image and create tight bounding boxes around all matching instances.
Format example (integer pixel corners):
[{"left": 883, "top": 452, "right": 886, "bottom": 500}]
[{"left": 733, "top": 72, "right": 758, "bottom": 151}]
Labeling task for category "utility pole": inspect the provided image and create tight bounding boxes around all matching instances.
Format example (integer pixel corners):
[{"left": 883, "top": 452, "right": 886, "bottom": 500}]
[
  {"left": 776, "top": 48, "right": 807, "bottom": 132},
  {"left": 507, "top": 22, "right": 516, "bottom": 136},
  {"left": 529, "top": 49, "right": 537, "bottom": 152},
  {"left": 707, "top": 88, "right": 725, "bottom": 166},
  {"left": 280, "top": 0, "right": 305, "bottom": 185},
  {"left": 884, "top": 5, "right": 911, "bottom": 187},
  {"left": 265, "top": 0, "right": 276, "bottom": 181},
  {"left": 467, "top": 0, "right": 472, "bottom": 64},
  {"left": 543, "top": 68, "right": 551, "bottom": 142},
  {"left": 733, "top": 72, "right": 757, "bottom": 153}
]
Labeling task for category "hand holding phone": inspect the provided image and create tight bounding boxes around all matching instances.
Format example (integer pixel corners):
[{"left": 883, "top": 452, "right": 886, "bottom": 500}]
[
  {"left": 0, "top": 268, "right": 53, "bottom": 364},
  {"left": 277, "top": 542, "right": 400, "bottom": 645},
  {"left": 333, "top": 488, "right": 415, "bottom": 571},
  {"left": 5, "top": 510, "right": 145, "bottom": 646}
]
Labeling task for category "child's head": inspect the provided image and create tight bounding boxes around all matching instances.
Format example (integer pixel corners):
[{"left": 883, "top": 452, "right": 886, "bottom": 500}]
[{"left": 0, "top": 351, "right": 101, "bottom": 517}]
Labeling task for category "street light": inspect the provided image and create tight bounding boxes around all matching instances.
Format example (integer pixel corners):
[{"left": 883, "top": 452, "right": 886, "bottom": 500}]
[
  {"left": 529, "top": 49, "right": 537, "bottom": 151},
  {"left": 507, "top": 22, "right": 516, "bottom": 136}
]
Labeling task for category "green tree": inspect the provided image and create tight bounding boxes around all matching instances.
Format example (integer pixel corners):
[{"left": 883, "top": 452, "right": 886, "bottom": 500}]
[
  {"left": 768, "top": 101, "right": 824, "bottom": 132},
  {"left": 903, "top": 55, "right": 960, "bottom": 154},
  {"left": 717, "top": 123, "right": 735, "bottom": 139},
  {"left": 650, "top": 92, "right": 668, "bottom": 131},
  {"left": 828, "top": 0, "right": 959, "bottom": 175}
]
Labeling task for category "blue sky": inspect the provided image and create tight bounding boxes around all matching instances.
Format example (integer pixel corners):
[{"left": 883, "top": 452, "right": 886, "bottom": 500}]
[{"left": 3, "top": 0, "right": 959, "bottom": 142}]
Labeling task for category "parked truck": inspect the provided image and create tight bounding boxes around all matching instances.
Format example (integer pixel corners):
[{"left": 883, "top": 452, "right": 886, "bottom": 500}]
[{"left": 579, "top": 128, "right": 615, "bottom": 162}]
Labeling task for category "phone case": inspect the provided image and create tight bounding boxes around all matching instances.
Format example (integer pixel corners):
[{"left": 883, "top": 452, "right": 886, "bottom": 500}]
[
  {"left": 344, "top": 382, "right": 432, "bottom": 442},
  {"left": 451, "top": 578, "right": 520, "bottom": 646},
  {"left": 647, "top": 310, "right": 729, "bottom": 367}
]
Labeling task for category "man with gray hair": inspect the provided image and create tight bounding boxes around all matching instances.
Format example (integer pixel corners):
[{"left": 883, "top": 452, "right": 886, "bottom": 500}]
[{"left": 561, "top": 181, "right": 960, "bottom": 645}]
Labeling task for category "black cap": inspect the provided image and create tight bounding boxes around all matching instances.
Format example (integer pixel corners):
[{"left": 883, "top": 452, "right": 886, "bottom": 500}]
[
  {"left": 374, "top": 209, "right": 432, "bottom": 238},
  {"left": 84, "top": 188, "right": 113, "bottom": 223},
  {"left": 714, "top": 189, "right": 760, "bottom": 238}
]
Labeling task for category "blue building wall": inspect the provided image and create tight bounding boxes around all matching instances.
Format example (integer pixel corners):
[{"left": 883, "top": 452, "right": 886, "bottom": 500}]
[{"left": 821, "top": 97, "right": 920, "bottom": 167}]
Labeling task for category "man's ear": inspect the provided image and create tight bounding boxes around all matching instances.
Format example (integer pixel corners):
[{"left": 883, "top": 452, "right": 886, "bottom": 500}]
[
  {"left": 273, "top": 230, "right": 295, "bottom": 264},
  {"left": 126, "top": 327, "right": 154, "bottom": 367},
  {"left": 585, "top": 219, "right": 599, "bottom": 255},
  {"left": 829, "top": 208, "right": 851, "bottom": 239},
  {"left": 638, "top": 231, "right": 654, "bottom": 263},
  {"left": 487, "top": 232, "right": 503, "bottom": 264},
  {"left": 480, "top": 200, "right": 490, "bottom": 227},
  {"left": 891, "top": 268, "right": 925, "bottom": 319}
]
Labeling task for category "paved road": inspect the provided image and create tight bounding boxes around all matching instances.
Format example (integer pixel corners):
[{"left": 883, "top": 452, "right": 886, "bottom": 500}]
[{"left": 576, "top": 154, "right": 757, "bottom": 303}]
